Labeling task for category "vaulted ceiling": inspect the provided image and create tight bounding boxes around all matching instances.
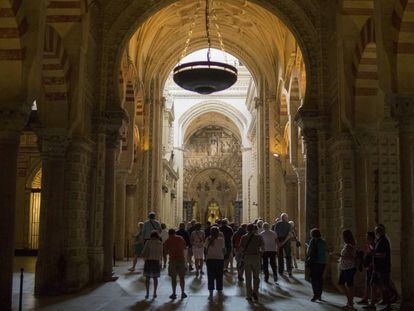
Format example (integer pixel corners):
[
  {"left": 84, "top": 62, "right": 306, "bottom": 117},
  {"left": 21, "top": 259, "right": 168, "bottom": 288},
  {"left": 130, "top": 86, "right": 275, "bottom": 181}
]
[{"left": 125, "top": 0, "right": 300, "bottom": 90}]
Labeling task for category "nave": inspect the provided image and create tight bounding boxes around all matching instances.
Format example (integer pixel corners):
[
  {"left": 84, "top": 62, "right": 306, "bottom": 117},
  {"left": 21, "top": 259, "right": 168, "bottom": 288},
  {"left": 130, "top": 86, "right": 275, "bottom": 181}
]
[{"left": 12, "top": 258, "right": 397, "bottom": 311}]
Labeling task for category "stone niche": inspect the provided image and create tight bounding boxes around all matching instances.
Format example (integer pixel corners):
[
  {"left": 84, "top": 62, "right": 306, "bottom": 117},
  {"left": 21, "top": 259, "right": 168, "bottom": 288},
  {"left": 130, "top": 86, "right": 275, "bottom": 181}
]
[{"left": 183, "top": 125, "right": 242, "bottom": 223}]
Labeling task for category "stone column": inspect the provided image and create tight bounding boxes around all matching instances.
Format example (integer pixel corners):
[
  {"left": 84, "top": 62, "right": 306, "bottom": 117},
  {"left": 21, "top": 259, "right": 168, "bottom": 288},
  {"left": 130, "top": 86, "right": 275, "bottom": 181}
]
[
  {"left": 294, "top": 167, "right": 306, "bottom": 259},
  {"left": 114, "top": 171, "right": 127, "bottom": 260},
  {"left": 392, "top": 95, "right": 414, "bottom": 309},
  {"left": 35, "top": 128, "right": 69, "bottom": 295},
  {"left": 88, "top": 116, "right": 107, "bottom": 282},
  {"left": 285, "top": 174, "right": 298, "bottom": 225},
  {"left": 125, "top": 185, "right": 137, "bottom": 259},
  {"left": 302, "top": 128, "right": 319, "bottom": 234},
  {"left": 62, "top": 137, "right": 92, "bottom": 291},
  {"left": 103, "top": 111, "right": 124, "bottom": 280},
  {"left": 0, "top": 108, "right": 28, "bottom": 310}
]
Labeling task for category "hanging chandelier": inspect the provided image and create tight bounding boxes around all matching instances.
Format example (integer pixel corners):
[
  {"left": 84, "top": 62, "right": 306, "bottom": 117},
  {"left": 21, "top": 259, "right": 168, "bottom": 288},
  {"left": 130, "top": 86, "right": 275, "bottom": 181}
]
[{"left": 173, "top": 0, "right": 238, "bottom": 95}]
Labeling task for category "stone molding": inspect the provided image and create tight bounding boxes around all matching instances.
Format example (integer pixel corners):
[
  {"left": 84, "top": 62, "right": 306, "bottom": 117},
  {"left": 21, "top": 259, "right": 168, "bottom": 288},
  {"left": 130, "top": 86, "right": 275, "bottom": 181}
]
[{"left": 38, "top": 128, "right": 69, "bottom": 158}]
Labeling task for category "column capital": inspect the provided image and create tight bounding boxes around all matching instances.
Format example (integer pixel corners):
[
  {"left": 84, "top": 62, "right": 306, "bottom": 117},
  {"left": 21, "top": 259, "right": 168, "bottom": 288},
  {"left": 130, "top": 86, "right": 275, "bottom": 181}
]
[
  {"left": 0, "top": 107, "right": 30, "bottom": 138},
  {"left": 105, "top": 109, "right": 128, "bottom": 149},
  {"left": 38, "top": 128, "right": 69, "bottom": 158},
  {"left": 391, "top": 94, "right": 414, "bottom": 130}
]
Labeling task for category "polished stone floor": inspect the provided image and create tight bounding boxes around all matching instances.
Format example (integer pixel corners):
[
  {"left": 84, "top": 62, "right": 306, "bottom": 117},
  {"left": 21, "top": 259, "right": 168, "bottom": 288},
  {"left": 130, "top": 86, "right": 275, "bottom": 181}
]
[{"left": 12, "top": 257, "right": 399, "bottom": 310}]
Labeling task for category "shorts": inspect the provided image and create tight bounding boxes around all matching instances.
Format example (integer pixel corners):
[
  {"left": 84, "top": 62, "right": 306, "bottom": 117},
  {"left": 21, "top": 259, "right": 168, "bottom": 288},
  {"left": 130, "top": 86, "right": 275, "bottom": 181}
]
[
  {"left": 192, "top": 246, "right": 204, "bottom": 260},
  {"left": 370, "top": 271, "right": 390, "bottom": 287},
  {"left": 144, "top": 260, "right": 161, "bottom": 278},
  {"left": 168, "top": 260, "right": 186, "bottom": 278},
  {"left": 339, "top": 268, "right": 357, "bottom": 287}
]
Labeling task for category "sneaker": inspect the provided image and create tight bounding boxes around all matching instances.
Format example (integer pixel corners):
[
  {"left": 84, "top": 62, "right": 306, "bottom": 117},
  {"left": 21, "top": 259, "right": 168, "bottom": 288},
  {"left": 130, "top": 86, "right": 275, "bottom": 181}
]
[
  {"left": 311, "top": 297, "right": 317, "bottom": 302},
  {"left": 169, "top": 294, "right": 177, "bottom": 299},
  {"left": 252, "top": 293, "right": 259, "bottom": 302},
  {"left": 128, "top": 267, "right": 135, "bottom": 272},
  {"left": 181, "top": 293, "right": 188, "bottom": 299}
]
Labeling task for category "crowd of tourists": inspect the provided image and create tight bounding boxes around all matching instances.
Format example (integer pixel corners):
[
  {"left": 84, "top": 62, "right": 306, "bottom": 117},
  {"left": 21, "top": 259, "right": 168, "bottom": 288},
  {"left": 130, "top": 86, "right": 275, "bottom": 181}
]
[{"left": 127, "top": 212, "right": 398, "bottom": 309}]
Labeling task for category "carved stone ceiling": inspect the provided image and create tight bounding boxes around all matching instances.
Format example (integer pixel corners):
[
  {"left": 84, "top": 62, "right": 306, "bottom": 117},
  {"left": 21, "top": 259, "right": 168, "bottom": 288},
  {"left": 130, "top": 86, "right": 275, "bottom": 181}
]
[
  {"left": 184, "top": 111, "right": 241, "bottom": 144},
  {"left": 127, "top": 0, "right": 298, "bottom": 88}
]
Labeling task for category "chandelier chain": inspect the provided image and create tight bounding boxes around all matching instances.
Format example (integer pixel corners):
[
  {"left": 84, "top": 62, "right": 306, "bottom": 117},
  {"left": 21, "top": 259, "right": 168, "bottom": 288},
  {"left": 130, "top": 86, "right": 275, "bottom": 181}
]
[
  {"left": 179, "top": 1, "right": 201, "bottom": 61},
  {"left": 205, "top": 0, "right": 211, "bottom": 61}
]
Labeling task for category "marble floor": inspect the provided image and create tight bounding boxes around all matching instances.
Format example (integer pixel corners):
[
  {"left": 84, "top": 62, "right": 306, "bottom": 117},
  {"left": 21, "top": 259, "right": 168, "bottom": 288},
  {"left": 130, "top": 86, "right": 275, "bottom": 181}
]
[{"left": 12, "top": 257, "right": 399, "bottom": 310}]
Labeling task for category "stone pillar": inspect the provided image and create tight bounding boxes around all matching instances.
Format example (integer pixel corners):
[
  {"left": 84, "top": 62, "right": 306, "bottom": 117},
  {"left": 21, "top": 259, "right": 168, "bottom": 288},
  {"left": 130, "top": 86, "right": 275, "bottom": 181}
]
[
  {"left": 125, "top": 185, "right": 137, "bottom": 259},
  {"left": 63, "top": 137, "right": 92, "bottom": 291},
  {"left": 0, "top": 108, "right": 28, "bottom": 310},
  {"left": 285, "top": 174, "right": 298, "bottom": 225},
  {"left": 103, "top": 111, "right": 124, "bottom": 280},
  {"left": 302, "top": 128, "right": 319, "bottom": 234},
  {"left": 392, "top": 95, "right": 414, "bottom": 309},
  {"left": 114, "top": 171, "right": 127, "bottom": 260},
  {"left": 35, "top": 128, "right": 69, "bottom": 295},
  {"left": 88, "top": 116, "right": 107, "bottom": 282},
  {"left": 294, "top": 167, "right": 306, "bottom": 259}
]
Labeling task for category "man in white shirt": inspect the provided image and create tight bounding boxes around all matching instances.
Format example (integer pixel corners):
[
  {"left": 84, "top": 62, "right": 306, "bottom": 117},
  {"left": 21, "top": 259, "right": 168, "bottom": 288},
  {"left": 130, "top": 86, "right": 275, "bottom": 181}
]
[
  {"left": 142, "top": 212, "right": 161, "bottom": 242},
  {"left": 260, "top": 222, "right": 279, "bottom": 283}
]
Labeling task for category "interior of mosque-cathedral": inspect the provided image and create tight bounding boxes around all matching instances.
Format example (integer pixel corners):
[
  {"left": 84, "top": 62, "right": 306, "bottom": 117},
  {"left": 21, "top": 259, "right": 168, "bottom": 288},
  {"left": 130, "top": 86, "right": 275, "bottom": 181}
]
[{"left": 0, "top": 0, "right": 414, "bottom": 310}]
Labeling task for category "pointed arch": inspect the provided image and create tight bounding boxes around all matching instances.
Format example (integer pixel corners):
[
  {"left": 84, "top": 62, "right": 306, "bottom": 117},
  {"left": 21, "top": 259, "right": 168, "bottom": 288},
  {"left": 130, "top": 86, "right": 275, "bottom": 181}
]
[
  {"left": 392, "top": 0, "right": 414, "bottom": 91},
  {"left": 41, "top": 25, "right": 70, "bottom": 125},
  {"left": 352, "top": 18, "right": 379, "bottom": 124}
]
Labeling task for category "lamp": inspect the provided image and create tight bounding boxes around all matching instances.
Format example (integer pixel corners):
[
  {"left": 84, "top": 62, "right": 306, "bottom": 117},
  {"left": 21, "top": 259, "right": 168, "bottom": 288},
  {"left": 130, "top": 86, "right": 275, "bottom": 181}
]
[{"left": 173, "top": 0, "right": 238, "bottom": 95}]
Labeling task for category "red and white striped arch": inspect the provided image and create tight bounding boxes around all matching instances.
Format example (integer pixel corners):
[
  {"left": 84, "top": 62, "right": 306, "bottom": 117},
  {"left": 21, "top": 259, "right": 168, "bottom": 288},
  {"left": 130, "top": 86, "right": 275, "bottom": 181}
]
[
  {"left": 392, "top": 0, "right": 414, "bottom": 91},
  {"left": 46, "top": 0, "right": 82, "bottom": 24},
  {"left": 42, "top": 25, "right": 70, "bottom": 109},
  {"left": 352, "top": 18, "right": 379, "bottom": 124}
]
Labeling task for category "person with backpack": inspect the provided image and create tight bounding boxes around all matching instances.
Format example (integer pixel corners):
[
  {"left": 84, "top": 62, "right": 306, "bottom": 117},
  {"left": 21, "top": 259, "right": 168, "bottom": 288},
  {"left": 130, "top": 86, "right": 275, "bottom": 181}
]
[
  {"left": 204, "top": 226, "right": 226, "bottom": 301},
  {"left": 260, "top": 222, "right": 279, "bottom": 284},
  {"left": 240, "top": 223, "right": 264, "bottom": 302},
  {"left": 332, "top": 229, "right": 358, "bottom": 310},
  {"left": 142, "top": 212, "right": 162, "bottom": 243},
  {"left": 306, "top": 228, "right": 327, "bottom": 302},
  {"left": 191, "top": 222, "right": 205, "bottom": 277},
  {"left": 233, "top": 224, "right": 247, "bottom": 282},
  {"left": 141, "top": 230, "right": 163, "bottom": 299}
]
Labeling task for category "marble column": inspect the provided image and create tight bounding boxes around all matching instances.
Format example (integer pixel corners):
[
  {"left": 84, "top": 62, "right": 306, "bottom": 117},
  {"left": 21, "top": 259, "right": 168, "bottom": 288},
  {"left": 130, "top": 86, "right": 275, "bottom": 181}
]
[
  {"left": 0, "top": 109, "right": 28, "bottom": 310},
  {"left": 35, "top": 128, "right": 69, "bottom": 295},
  {"left": 392, "top": 95, "right": 414, "bottom": 309},
  {"left": 103, "top": 111, "right": 124, "bottom": 280},
  {"left": 114, "top": 171, "right": 127, "bottom": 260}
]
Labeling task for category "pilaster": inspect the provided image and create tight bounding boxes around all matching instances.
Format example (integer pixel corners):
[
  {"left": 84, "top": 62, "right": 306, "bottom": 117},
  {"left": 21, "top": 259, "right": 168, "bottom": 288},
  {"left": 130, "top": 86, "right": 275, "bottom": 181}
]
[
  {"left": 392, "top": 95, "right": 414, "bottom": 310},
  {"left": 114, "top": 170, "right": 128, "bottom": 260}
]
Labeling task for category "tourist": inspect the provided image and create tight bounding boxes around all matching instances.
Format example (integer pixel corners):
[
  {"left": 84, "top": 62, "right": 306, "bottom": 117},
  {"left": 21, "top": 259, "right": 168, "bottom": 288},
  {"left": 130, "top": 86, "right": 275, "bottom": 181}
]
[
  {"left": 336, "top": 229, "right": 358, "bottom": 310},
  {"left": 204, "top": 221, "right": 212, "bottom": 239},
  {"left": 160, "top": 223, "right": 169, "bottom": 268},
  {"left": 187, "top": 219, "right": 197, "bottom": 271},
  {"left": 274, "top": 213, "right": 293, "bottom": 276},
  {"left": 220, "top": 219, "right": 234, "bottom": 273},
  {"left": 141, "top": 230, "right": 163, "bottom": 299},
  {"left": 128, "top": 222, "right": 144, "bottom": 272},
  {"left": 306, "top": 228, "right": 327, "bottom": 302},
  {"left": 257, "top": 219, "right": 264, "bottom": 234},
  {"left": 205, "top": 226, "right": 226, "bottom": 301},
  {"left": 142, "top": 212, "right": 162, "bottom": 242},
  {"left": 358, "top": 231, "right": 375, "bottom": 305},
  {"left": 289, "top": 220, "right": 300, "bottom": 269},
  {"left": 176, "top": 222, "right": 191, "bottom": 269},
  {"left": 233, "top": 223, "right": 247, "bottom": 282},
  {"left": 164, "top": 228, "right": 188, "bottom": 300},
  {"left": 191, "top": 222, "right": 205, "bottom": 277},
  {"left": 240, "top": 224, "right": 264, "bottom": 302},
  {"left": 365, "top": 225, "right": 394, "bottom": 309},
  {"left": 260, "top": 222, "right": 279, "bottom": 283}
]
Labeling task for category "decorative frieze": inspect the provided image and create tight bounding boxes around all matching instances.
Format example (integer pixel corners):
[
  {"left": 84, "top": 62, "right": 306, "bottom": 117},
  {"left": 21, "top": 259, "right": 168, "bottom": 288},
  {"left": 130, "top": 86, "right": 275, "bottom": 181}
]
[{"left": 38, "top": 128, "right": 69, "bottom": 158}]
